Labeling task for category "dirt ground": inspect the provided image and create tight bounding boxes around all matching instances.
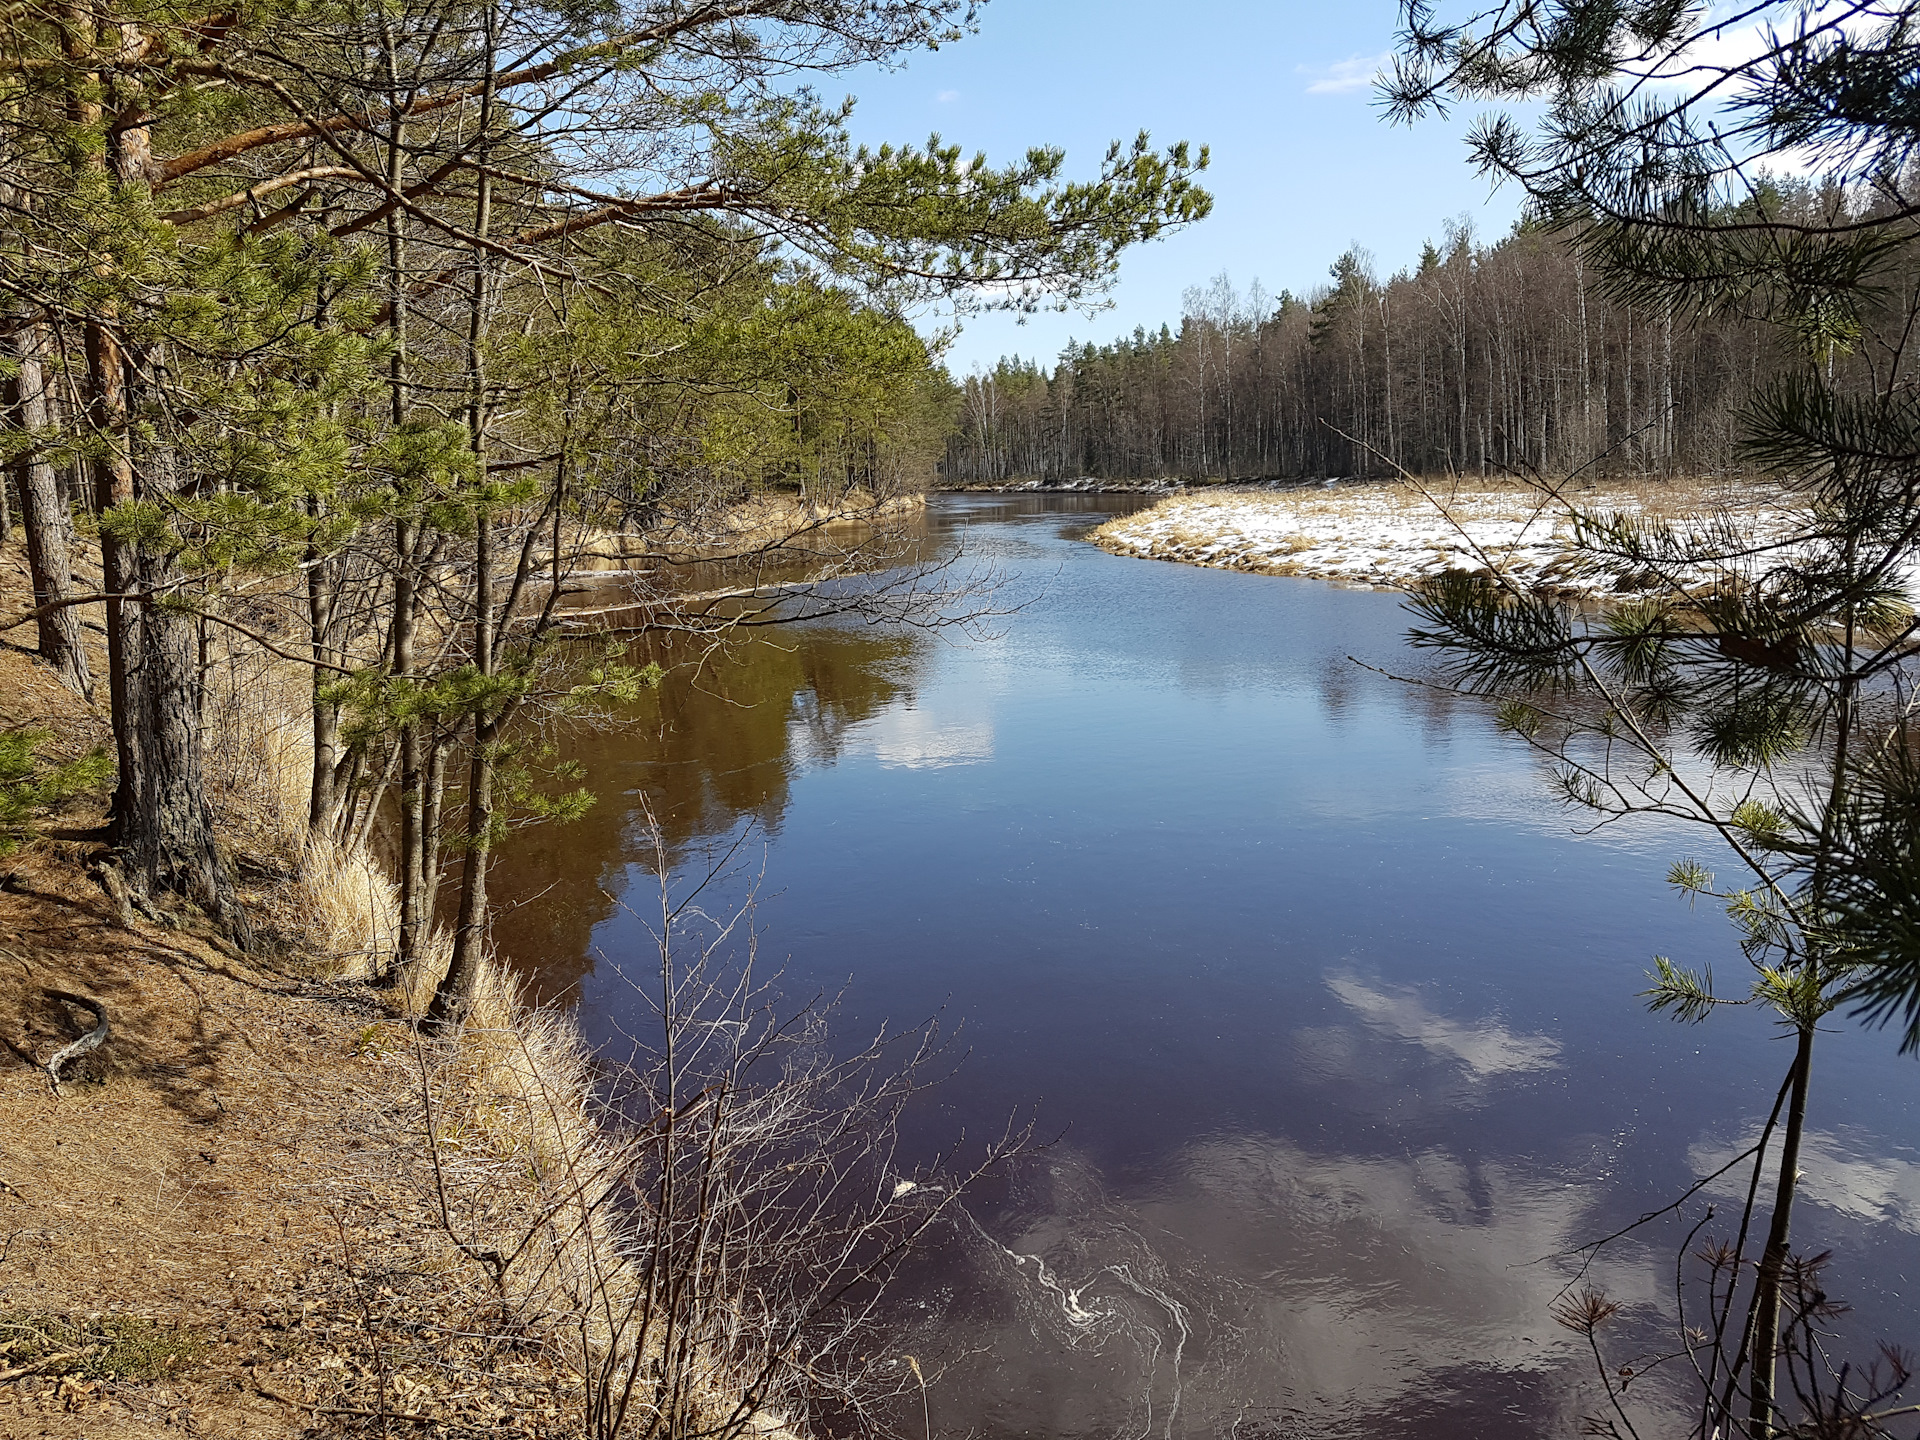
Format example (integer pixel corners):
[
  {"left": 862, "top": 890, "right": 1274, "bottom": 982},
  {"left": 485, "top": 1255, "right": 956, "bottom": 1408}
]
[
  {"left": 0, "top": 585, "right": 403, "bottom": 1438},
  {"left": 0, "top": 543, "right": 471, "bottom": 1439},
  {"left": 0, "top": 832, "right": 405, "bottom": 1439}
]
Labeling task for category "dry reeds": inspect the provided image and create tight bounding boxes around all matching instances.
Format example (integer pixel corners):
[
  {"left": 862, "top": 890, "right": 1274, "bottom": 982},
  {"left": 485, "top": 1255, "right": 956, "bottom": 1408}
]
[
  {"left": 189, "top": 639, "right": 806, "bottom": 1435},
  {"left": 191, "top": 639, "right": 665, "bottom": 1424},
  {"left": 198, "top": 634, "right": 399, "bottom": 978},
  {"left": 570, "top": 489, "right": 926, "bottom": 570}
]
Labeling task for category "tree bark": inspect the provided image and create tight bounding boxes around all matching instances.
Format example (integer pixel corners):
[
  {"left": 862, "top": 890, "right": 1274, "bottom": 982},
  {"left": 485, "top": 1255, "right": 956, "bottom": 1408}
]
[
  {"left": 429, "top": 9, "right": 500, "bottom": 1024},
  {"left": 9, "top": 314, "right": 95, "bottom": 700},
  {"left": 429, "top": 712, "right": 497, "bottom": 1025},
  {"left": 307, "top": 541, "right": 343, "bottom": 834},
  {"left": 394, "top": 537, "right": 426, "bottom": 973},
  {"left": 9, "top": 7, "right": 100, "bottom": 698},
  {"left": 127, "top": 542, "right": 242, "bottom": 929},
  {"left": 86, "top": 314, "right": 141, "bottom": 830},
  {"left": 421, "top": 728, "right": 450, "bottom": 920},
  {"left": 382, "top": 21, "right": 431, "bottom": 979},
  {"left": 88, "top": 42, "right": 250, "bottom": 945}
]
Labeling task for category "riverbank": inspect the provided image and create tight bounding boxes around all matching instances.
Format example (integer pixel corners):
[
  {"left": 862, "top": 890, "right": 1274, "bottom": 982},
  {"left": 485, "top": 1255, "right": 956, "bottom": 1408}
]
[
  {"left": 570, "top": 487, "right": 928, "bottom": 569},
  {"left": 939, "top": 477, "right": 1185, "bottom": 494},
  {"left": 0, "top": 545, "right": 691, "bottom": 1438},
  {"left": 1088, "top": 476, "right": 1781, "bottom": 593}
]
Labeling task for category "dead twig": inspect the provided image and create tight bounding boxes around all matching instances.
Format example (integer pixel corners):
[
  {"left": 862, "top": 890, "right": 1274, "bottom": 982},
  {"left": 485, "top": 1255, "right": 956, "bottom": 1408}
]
[{"left": 254, "top": 1382, "right": 538, "bottom": 1434}]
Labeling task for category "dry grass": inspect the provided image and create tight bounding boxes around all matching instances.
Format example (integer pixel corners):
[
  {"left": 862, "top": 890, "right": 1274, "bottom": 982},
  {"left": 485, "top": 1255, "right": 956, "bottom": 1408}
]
[
  {"left": 195, "top": 640, "right": 664, "bottom": 1398},
  {"left": 2, "top": 529, "right": 832, "bottom": 1438},
  {"left": 0, "top": 541, "right": 721, "bottom": 1437},
  {"left": 196, "top": 649, "right": 791, "bottom": 1437},
  {"left": 197, "top": 642, "right": 399, "bottom": 979}
]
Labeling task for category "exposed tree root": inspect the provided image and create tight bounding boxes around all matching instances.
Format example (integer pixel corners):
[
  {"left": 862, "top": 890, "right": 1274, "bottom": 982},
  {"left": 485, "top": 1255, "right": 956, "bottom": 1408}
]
[{"left": 42, "top": 988, "right": 108, "bottom": 1094}]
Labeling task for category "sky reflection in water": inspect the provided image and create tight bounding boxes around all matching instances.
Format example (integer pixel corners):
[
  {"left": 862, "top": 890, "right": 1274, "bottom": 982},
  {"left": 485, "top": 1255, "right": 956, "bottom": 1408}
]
[{"left": 489, "top": 494, "right": 1919, "bottom": 1438}]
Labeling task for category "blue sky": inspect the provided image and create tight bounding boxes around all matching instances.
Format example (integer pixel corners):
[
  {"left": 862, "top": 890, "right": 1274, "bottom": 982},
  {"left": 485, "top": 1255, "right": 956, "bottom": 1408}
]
[{"left": 836, "top": 0, "right": 1528, "bottom": 375}]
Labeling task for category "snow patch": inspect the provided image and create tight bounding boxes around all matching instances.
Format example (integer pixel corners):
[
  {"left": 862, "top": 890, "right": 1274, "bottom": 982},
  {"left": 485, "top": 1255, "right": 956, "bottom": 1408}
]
[{"left": 1088, "top": 481, "right": 1799, "bottom": 597}]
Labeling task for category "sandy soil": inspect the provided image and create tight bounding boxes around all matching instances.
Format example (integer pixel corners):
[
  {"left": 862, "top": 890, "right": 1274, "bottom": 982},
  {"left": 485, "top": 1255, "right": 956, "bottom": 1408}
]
[
  {"left": 0, "top": 829, "right": 394, "bottom": 1439},
  {"left": 0, "top": 547, "right": 582, "bottom": 1439}
]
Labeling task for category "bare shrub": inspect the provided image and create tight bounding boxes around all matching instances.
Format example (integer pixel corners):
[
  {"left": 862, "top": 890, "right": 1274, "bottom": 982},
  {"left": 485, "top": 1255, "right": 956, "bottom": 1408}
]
[
  {"left": 344, "top": 825, "right": 1025, "bottom": 1440},
  {"left": 1548, "top": 1232, "right": 1920, "bottom": 1440},
  {"left": 179, "top": 598, "right": 1008, "bottom": 1440}
]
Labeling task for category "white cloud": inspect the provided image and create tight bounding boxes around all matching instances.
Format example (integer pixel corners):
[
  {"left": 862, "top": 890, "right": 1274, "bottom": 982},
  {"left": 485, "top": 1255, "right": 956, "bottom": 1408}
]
[
  {"left": 1611, "top": 7, "right": 1883, "bottom": 176},
  {"left": 1299, "top": 52, "right": 1388, "bottom": 95},
  {"left": 846, "top": 705, "right": 993, "bottom": 769},
  {"left": 1628, "top": 4, "right": 1881, "bottom": 95},
  {"left": 936, "top": 88, "right": 960, "bottom": 104},
  {"left": 1325, "top": 972, "right": 1563, "bottom": 1078},
  {"left": 1690, "top": 1129, "right": 1920, "bottom": 1234},
  {"left": 1629, "top": 18, "right": 1773, "bottom": 89}
]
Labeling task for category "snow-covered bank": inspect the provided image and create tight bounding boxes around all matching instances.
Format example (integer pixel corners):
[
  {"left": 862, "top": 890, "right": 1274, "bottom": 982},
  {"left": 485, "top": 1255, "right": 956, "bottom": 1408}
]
[
  {"left": 1088, "top": 480, "right": 1783, "bottom": 595},
  {"left": 942, "top": 476, "right": 1183, "bottom": 494}
]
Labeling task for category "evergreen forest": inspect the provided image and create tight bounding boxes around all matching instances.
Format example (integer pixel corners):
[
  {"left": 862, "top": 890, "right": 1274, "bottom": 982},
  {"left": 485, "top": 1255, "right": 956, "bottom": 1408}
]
[{"left": 943, "top": 192, "right": 1920, "bottom": 485}]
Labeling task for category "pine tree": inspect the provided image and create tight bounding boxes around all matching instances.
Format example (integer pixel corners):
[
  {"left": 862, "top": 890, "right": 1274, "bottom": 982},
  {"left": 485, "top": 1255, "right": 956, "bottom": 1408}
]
[
  {"left": 1383, "top": 3, "right": 1920, "bottom": 1434},
  {"left": 4, "top": 0, "right": 1210, "bottom": 995}
]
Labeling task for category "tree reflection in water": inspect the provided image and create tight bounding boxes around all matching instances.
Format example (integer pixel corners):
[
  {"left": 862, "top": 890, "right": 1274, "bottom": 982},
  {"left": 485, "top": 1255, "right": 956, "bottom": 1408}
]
[{"left": 488, "top": 620, "right": 924, "bottom": 1004}]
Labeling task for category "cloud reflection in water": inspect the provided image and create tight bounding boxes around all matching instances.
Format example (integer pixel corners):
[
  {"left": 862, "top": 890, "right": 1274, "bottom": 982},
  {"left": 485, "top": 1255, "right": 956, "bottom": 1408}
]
[
  {"left": 1322, "top": 973, "right": 1562, "bottom": 1079},
  {"left": 1691, "top": 1128, "right": 1920, "bottom": 1235},
  {"left": 844, "top": 704, "right": 995, "bottom": 769},
  {"left": 918, "top": 1132, "right": 1650, "bottom": 1439},
  {"left": 912, "top": 980, "right": 1642, "bottom": 1438}
]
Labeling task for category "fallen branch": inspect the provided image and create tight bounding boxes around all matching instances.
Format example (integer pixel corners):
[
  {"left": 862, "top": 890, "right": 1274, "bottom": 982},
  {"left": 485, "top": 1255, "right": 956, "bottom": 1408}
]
[
  {"left": 254, "top": 1382, "right": 537, "bottom": 1434},
  {"left": 0, "top": 1345, "right": 98, "bottom": 1383}
]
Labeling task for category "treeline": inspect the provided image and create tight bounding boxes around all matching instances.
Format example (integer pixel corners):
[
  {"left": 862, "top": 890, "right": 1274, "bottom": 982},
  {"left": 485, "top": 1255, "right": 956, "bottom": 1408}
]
[
  {"left": 945, "top": 193, "right": 1910, "bottom": 484},
  {"left": 0, "top": 0, "right": 1208, "bottom": 1023}
]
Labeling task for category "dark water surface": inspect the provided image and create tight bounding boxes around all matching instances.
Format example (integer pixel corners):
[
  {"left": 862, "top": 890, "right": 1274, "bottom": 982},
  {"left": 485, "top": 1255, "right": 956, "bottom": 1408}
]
[{"left": 492, "top": 494, "right": 1919, "bottom": 1439}]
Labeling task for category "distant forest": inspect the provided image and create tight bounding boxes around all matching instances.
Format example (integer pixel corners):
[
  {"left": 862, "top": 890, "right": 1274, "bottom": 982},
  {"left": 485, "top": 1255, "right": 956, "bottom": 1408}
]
[{"left": 942, "top": 190, "right": 1906, "bottom": 484}]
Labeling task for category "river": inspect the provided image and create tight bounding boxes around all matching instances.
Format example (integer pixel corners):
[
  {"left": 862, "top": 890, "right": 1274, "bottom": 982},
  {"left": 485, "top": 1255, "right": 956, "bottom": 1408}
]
[{"left": 490, "top": 492, "right": 1919, "bottom": 1439}]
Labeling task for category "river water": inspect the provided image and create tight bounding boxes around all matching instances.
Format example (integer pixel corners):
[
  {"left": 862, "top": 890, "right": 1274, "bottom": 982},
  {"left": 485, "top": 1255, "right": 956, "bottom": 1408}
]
[{"left": 492, "top": 493, "right": 1919, "bottom": 1439}]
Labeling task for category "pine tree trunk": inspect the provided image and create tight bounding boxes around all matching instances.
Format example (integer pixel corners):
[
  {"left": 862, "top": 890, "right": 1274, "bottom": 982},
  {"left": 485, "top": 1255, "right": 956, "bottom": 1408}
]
[
  {"left": 382, "top": 39, "right": 430, "bottom": 978},
  {"left": 126, "top": 546, "right": 236, "bottom": 922},
  {"left": 430, "top": 714, "right": 497, "bottom": 1025},
  {"left": 428, "top": 18, "right": 500, "bottom": 1024},
  {"left": 433, "top": 491, "right": 498, "bottom": 1021},
  {"left": 86, "top": 315, "right": 141, "bottom": 830},
  {"left": 395, "top": 526, "right": 426, "bottom": 972},
  {"left": 9, "top": 314, "right": 95, "bottom": 699},
  {"left": 308, "top": 671, "right": 342, "bottom": 834},
  {"left": 306, "top": 515, "right": 343, "bottom": 834},
  {"left": 421, "top": 730, "right": 449, "bottom": 919},
  {"left": 90, "top": 53, "right": 249, "bottom": 944},
  {"left": 1746, "top": 1022, "right": 1814, "bottom": 1438}
]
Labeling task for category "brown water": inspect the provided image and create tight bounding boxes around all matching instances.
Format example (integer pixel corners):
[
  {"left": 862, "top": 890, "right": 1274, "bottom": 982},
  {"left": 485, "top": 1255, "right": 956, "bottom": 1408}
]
[{"left": 491, "top": 493, "right": 1920, "bottom": 1439}]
